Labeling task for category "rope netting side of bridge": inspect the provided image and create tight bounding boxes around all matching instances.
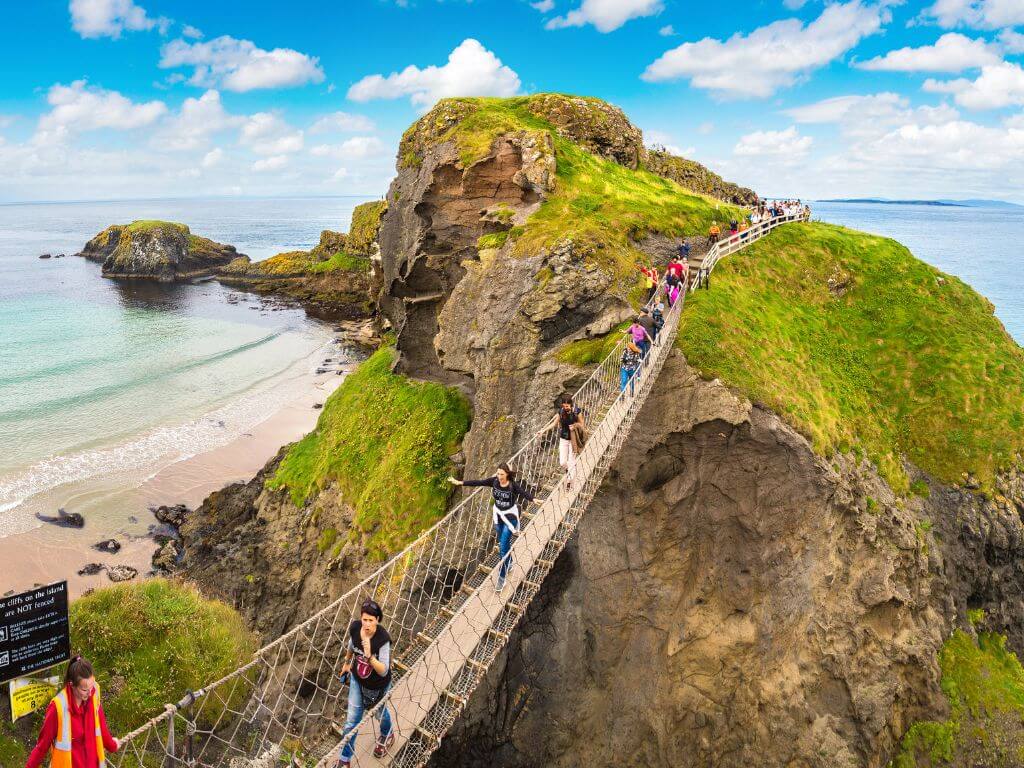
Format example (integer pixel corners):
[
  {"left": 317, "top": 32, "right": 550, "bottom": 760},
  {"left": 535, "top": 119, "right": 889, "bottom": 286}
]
[{"left": 109, "top": 213, "right": 807, "bottom": 768}]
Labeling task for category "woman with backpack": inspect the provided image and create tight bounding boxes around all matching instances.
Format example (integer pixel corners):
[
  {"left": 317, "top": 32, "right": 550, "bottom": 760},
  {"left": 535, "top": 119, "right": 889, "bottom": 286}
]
[
  {"left": 336, "top": 599, "right": 395, "bottom": 766},
  {"left": 26, "top": 656, "right": 119, "bottom": 768},
  {"left": 449, "top": 463, "right": 535, "bottom": 591},
  {"left": 537, "top": 396, "right": 586, "bottom": 489}
]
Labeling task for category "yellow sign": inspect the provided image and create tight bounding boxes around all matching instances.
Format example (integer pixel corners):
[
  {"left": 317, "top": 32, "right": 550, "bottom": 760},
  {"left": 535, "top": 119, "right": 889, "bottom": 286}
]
[{"left": 9, "top": 676, "right": 60, "bottom": 722}]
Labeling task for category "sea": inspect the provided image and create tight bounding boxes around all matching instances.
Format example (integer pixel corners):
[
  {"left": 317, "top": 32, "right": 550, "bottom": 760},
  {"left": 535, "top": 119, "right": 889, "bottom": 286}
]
[{"left": 0, "top": 196, "right": 372, "bottom": 537}]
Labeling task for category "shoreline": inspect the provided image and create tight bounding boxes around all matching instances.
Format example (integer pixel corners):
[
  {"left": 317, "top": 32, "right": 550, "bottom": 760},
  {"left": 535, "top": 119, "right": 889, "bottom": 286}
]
[{"left": 1, "top": 357, "right": 352, "bottom": 598}]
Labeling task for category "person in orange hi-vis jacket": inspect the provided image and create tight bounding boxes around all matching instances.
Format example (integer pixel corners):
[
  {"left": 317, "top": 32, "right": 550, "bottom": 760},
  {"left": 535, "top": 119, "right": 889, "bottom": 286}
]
[{"left": 25, "top": 656, "right": 119, "bottom": 768}]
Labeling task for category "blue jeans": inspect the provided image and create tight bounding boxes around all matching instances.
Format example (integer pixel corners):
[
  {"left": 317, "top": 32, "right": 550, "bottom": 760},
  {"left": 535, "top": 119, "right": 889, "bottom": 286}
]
[
  {"left": 339, "top": 679, "right": 392, "bottom": 761},
  {"left": 638, "top": 339, "right": 651, "bottom": 357},
  {"left": 620, "top": 367, "right": 636, "bottom": 395},
  {"left": 495, "top": 520, "right": 515, "bottom": 587}
]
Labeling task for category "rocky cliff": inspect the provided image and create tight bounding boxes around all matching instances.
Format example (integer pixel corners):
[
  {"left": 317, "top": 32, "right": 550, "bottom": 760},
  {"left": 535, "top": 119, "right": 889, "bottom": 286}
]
[
  {"left": 644, "top": 147, "right": 758, "bottom": 206},
  {"left": 217, "top": 201, "right": 385, "bottom": 321},
  {"left": 78, "top": 220, "right": 244, "bottom": 281},
  {"left": 177, "top": 94, "right": 1024, "bottom": 766}
]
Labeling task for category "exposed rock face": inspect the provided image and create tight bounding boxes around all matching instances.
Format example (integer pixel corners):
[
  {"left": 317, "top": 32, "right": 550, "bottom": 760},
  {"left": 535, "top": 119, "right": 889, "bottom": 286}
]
[
  {"left": 178, "top": 450, "right": 375, "bottom": 638},
  {"left": 78, "top": 221, "right": 245, "bottom": 281},
  {"left": 431, "top": 351, "right": 1024, "bottom": 768},
  {"left": 644, "top": 149, "right": 759, "bottom": 206},
  {"left": 525, "top": 94, "right": 645, "bottom": 169}
]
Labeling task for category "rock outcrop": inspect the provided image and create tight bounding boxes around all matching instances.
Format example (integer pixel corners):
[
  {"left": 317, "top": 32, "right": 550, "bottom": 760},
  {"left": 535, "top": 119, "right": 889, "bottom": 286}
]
[
  {"left": 644, "top": 148, "right": 759, "bottom": 206},
  {"left": 78, "top": 220, "right": 245, "bottom": 281},
  {"left": 216, "top": 202, "right": 384, "bottom": 321},
  {"left": 431, "top": 350, "right": 1024, "bottom": 768}
]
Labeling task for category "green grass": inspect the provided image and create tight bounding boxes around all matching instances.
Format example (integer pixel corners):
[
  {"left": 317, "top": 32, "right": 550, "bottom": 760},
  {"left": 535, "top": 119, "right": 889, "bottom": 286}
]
[
  {"left": 555, "top": 321, "right": 630, "bottom": 366},
  {"left": 0, "top": 580, "right": 256, "bottom": 763},
  {"left": 308, "top": 251, "right": 369, "bottom": 274},
  {"left": 673, "top": 222, "right": 1024, "bottom": 492},
  {"left": 125, "top": 220, "right": 187, "bottom": 234},
  {"left": 891, "top": 630, "right": 1024, "bottom": 767},
  {"left": 269, "top": 348, "right": 472, "bottom": 559}
]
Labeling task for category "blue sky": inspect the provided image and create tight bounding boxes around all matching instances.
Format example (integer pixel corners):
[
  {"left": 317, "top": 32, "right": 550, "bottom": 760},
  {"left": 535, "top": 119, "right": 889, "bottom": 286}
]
[{"left": 1, "top": 0, "right": 1023, "bottom": 202}]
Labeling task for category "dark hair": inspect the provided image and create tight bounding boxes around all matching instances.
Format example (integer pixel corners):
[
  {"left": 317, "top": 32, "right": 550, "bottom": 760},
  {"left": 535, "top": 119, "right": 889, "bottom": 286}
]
[
  {"left": 556, "top": 394, "right": 574, "bottom": 408},
  {"left": 64, "top": 655, "right": 93, "bottom": 688},
  {"left": 497, "top": 462, "right": 516, "bottom": 482},
  {"left": 360, "top": 599, "right": 383, "bottom": 620}
]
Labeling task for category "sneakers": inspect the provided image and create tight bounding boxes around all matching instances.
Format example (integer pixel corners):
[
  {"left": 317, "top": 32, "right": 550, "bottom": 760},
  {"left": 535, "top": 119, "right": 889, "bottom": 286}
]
[{"left": 374, "top": 733, "right": 395, "bottom": 758}]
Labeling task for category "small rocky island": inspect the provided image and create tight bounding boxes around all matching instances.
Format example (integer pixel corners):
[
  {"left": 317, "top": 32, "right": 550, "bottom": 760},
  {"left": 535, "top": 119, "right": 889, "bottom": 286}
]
[{"left": 77, "top": 220, "right": 247, "bottom": 281}]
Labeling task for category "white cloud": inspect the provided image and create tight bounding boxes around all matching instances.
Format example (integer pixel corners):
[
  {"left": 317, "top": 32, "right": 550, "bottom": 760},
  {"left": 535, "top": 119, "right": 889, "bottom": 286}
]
[
  {"left": 642, "top": 1, "right": 888, "bottom": 98},
  {"left": 659, "top": 24, "right": 675, "bottom": 36},
  {"left": 310, "top": 136, "right": 386, "bottom": 159},
  {"left": 36, "top": 81, "right": 166, "bottom": 145},
  {"left": 159, "top": 36, "right": 325, "bottom": 92},
  {"left": 155, "top": 89, "right": 242, "bottom": 151},
  {"left": 309, "top": 111, "right": 376, "bottom": 133},
  {"left": 546, "top": 0, "right": 663, "bottom": 32},
  {"left": 240, "top": 113, "right": 304, "bottom": 155},
  {"left": 924, "top": 61, "right": 1024, "bottom": 108},
  {"left": 348, "top": 39, "right": 521, "bottom": 108},
  {"left": 333, "top": 166, "right": 350, "bottom": 180},
  {"left": 531, "top": 0, "right": 555, "bottom": 11},
  {"left": 783, "top": 0, "right": 809, "bottom": 8},
  {"left": 181, "top": 24, "right": 203, "bottom": 39},
  {"left": 734, "top": 126, "right": 813, "bottom": 156},
  {"left": 920, "top": 0, "right": 1024, "bottom": 30},
  {"left": 201, "top": 147, "right": 224, "bottom": 168},
  {"left": 251, "top": 155, "right": 288, "bottom": 172},
  {"left": 69, "top": 0, "right": 167, "bottom": 39},
  {"left": 785, "top": 92, "right": 960, "bottom": 139},
  {"left": 857, "top": 32, "right": 1001, "bottom": 72},
  {"left": 1000, "top": 28, "right": 1024, "bottom": 53}
]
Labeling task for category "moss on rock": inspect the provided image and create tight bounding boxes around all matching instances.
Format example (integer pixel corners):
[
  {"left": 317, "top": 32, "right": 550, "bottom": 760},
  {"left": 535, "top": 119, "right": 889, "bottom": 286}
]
[
  {"left": 891, "top": 630, "right": 1024, "bottom": 767},
  {"left": 644, "top": 148, "right": 758, "bottom": 206}
]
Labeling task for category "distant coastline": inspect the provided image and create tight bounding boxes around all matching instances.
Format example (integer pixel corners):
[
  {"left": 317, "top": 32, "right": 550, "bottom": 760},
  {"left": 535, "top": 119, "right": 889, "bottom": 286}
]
[{"left": 819, "top": 197, "right": 1023, "bottom": 209}]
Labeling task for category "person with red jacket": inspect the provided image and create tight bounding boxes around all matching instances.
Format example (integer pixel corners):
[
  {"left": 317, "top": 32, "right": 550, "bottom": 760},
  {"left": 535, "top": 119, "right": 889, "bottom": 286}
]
[{"left": 26, "top": 655, "right": 119, "bottom": 768}]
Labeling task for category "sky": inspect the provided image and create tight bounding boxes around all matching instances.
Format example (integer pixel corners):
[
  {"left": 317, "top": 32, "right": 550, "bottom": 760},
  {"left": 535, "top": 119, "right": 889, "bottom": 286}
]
[{"left": 1, "top": 0, "right": 1024, "bottom": 203}]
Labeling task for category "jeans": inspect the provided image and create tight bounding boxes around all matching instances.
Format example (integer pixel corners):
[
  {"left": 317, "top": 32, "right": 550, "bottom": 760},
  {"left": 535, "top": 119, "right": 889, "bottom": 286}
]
[
  {"left": 494, "top": 518, "right": 516, "bottom": 587},
  {"left": 339, "top": 679, "right": 392, "bottom": 762},
  {"left": 638, "top": 339, "right": 651, "bottom": 357},
  {"left": 620, "top": 367, "right": 637, "bottom": 395}
]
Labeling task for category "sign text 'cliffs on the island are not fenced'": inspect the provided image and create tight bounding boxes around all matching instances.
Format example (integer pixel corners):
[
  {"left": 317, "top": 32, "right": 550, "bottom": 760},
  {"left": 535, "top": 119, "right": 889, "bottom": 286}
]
[{"left": 0, "top": 581, "right": 70, "bottom": 684}]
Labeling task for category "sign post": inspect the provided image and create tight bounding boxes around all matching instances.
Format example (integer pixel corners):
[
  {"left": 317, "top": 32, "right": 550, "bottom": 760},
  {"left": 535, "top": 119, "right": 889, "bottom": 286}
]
[{"left": 0, "top": 581, "right": 70, "bottom": 685}]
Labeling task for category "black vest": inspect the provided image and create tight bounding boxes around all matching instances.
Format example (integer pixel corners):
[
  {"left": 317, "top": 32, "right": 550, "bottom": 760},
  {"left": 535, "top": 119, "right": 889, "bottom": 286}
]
[{"left": 348, "top": 621, "right": 392, "bottom": 690}]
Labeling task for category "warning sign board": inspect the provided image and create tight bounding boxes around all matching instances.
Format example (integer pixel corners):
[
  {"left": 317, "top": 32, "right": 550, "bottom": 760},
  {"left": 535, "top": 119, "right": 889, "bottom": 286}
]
[
  {"left": 9, "top": 675, "right": 61, "bottom": 722},
  {"left": 0, "top": 582, "right": 70, "bottom": 684}
]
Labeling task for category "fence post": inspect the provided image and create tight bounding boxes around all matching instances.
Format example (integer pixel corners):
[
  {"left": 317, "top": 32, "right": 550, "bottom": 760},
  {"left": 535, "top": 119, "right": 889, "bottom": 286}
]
[{"left": 164, "top": 704, "right": 176, "bottom": 768}]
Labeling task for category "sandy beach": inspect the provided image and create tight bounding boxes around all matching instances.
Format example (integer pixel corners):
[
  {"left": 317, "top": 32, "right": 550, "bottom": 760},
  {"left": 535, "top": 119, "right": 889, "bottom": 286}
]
[{"left": 1, "top": 365, "right": 348, "bottom": 598}]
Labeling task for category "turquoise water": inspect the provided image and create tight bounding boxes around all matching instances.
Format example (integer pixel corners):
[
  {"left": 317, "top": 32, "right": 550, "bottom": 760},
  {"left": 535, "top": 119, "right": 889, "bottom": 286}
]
[
  {"left": 813, "top": 201, "right": 1024, "bottom": 343},
  {"left": 0, "top": 197, "right": 372, "bottom": 533}
]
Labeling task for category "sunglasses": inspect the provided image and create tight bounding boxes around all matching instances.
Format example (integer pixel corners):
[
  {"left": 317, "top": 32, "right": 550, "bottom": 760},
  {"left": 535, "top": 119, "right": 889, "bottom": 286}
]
[{"left": 361, "top": 599, "right": 382, "bottom": 617}]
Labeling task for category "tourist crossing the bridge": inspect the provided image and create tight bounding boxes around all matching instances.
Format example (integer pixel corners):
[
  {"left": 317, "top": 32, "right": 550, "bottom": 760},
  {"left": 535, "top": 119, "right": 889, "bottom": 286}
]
[
  {"left": 537, "top": 395, "right": 587, "bottom": 489},
  {"left": 620, "top": 340, "right": 643, "bottom": 396},
  {"left": 448, "top": 462, "right": 536, "bottom": 591},
  {"left": 335, "top": 600, "right": 395, "bottom": 767}
]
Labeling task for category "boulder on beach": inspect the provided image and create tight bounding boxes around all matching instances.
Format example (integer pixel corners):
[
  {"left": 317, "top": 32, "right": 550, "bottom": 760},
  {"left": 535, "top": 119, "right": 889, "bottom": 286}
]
[
  {"left": 77, "top": 221, "right": 247, "bottom": 282},
  {"left": 152, "top": 540, "right": 181, "bottom": 572},
  {"left": 150, "top": 503, "right": 189, "bottom": 528},
  {"left": 93, "top": 539, "right": 122, "bottom": 554},
  {"left": 77, "top": 563, "right": 104, "bottom": 576},
  {"left": 106, "top": 565, "right": 138, "bottom": 582},
  {"left": 36, "top": 509, "right": 85, "bottom": 528}
]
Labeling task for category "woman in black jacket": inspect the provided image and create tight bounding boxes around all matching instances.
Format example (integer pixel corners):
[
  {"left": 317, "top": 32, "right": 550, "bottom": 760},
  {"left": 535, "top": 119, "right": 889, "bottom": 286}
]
[{"left": 449, "top": 463, "right": 535, "bottom": 591}]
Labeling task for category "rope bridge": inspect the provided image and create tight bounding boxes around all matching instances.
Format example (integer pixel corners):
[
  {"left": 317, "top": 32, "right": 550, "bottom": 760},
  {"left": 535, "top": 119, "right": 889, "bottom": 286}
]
[{"left": 110, "top": 213, "right": 807, "bottom": 768}]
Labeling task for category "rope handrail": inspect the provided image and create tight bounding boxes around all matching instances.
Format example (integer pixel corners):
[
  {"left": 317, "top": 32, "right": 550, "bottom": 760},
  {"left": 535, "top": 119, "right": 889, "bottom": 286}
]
[{"left": 110, "top": 211, "right": 808, "bottom": 768}]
